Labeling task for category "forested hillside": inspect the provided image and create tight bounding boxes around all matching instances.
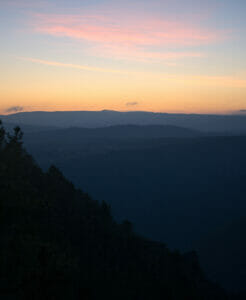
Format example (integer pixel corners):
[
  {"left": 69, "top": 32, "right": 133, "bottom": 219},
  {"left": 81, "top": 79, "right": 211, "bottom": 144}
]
[{"left": 0, "top": 121, "right": 236, "bottom": 299}]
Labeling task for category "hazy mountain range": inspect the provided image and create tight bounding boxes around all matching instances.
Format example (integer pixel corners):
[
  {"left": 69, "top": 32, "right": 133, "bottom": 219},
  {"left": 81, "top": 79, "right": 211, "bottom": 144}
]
[
  {"left": 2, "top": 110, "right": 246, "bottom": 133},
  {"left": 1, "top": 121, "right": 236, "bottom": 299},
  {"left": 1, "top": 112, "right": 246, "bottom": 292},
  {"left": 17, "top": 125, "right": 246, "bottom": 292}
]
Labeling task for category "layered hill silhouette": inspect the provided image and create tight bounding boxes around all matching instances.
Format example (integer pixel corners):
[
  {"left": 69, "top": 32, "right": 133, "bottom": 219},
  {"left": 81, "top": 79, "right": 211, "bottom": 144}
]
[
  {"left": 22, "top": 124, "right": 200, "bottom": 142},
  {"left": 20, "top": 126, "right": 246, "bottom": 292},
  {"left": 2, "top": 110, "right": 246, "bottom": 133},
  {"left": 1, "top": 121, "right": 237, "bottom": 299}
]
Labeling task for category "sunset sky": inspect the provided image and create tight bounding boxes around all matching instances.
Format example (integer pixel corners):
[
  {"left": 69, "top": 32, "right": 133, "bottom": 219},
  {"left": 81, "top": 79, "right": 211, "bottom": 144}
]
[{"left": 1, "top": 0, "right": 246, "bottom": 114}]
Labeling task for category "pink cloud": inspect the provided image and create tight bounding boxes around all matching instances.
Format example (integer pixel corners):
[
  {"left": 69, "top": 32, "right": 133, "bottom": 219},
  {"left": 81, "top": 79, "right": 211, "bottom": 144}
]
[{"left": 31, "top": 13, "right": 224, "bottom": 61}]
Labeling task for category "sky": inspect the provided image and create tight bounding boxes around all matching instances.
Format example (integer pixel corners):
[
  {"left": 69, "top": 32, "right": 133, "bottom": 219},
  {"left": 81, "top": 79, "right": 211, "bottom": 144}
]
[{"left": 0, "top": 0, "right": 246, "bottom": 114}]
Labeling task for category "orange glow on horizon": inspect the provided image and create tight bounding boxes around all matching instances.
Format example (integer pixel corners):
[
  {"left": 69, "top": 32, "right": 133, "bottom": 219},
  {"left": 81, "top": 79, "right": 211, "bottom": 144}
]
[{"left": 1, "top": 55, "right": 246, "bottom": 115}]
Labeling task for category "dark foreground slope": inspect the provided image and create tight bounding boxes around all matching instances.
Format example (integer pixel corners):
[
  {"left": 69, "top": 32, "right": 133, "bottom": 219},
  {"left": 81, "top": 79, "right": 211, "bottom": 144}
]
[{"left": 0, "top": 122, "right": 234, "bottom": 299}]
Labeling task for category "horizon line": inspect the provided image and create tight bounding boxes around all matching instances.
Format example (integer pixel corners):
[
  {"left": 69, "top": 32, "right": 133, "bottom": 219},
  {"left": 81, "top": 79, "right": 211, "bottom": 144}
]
[{"left": 1, "top": 109, "right": 246, "bottom": 117}]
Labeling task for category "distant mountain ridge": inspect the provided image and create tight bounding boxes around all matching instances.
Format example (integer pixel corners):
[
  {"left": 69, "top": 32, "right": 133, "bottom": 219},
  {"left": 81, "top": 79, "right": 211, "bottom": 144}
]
[
  {"left": 23, "top": 124, "right": 200, "bottom": 140},
  {"left": 2, "top": 121, "right": 57, "bottom": 133},
  {"left": 2, "top": 110, "right": 246, "bottom": 132}
]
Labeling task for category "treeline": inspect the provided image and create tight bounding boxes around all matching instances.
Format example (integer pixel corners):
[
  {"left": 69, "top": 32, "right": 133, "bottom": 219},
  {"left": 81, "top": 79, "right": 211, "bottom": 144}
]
[{"left": 0, "top": 120, "right": 240, "bottom": 299}]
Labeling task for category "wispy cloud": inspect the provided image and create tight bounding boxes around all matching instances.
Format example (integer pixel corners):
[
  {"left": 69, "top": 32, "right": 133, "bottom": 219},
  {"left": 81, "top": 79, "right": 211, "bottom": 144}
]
[
  {"left": 5, "top": 106, "right": 24, "bottom": 113},
  {"left": 126, "top": 101, "right": 139, "bottom": 106},
  {"left": 18, "top": 56, "right": 124, "bottom": 73},
  {"left": 31, "top": 12, "right": 224, "bottom": 61},
  {"left": 16, "top": 56, "right": 246, "bottom": 88}
]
